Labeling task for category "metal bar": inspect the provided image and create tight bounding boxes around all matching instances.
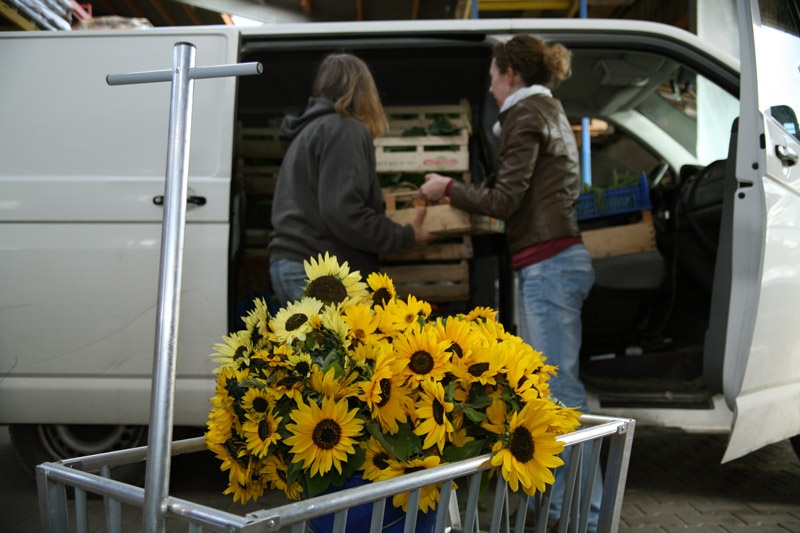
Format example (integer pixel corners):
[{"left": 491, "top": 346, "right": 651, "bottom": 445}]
[
  {"left": 578, "top": 440, "right": 602, "bottom": 532},
  {"left": 557, "top": 442, "right": 582, "bottom": 532},
  {"left": 489, "top": 475, "right": 506, "bottom": 532},
  {"left": 403, "top": 489, "right": 421, "bottom": 533},
  {"left": 75, "top": 488, "right": 88, "bottom": 533},
  {"left": 106, "top": 62, "right": 262, "bottom": 85},
  {"left": 142, "top": 41, "right": 196, "bottom": 533},
  {"left": 597, "top": 419, "right": 635, "bottom": 532},
  {"left": 369, "top": 498, "right": 386, "bottom": 532},
  {"left": 463, "top": 471, "right": 482, "bottom": 533},
  {"left": 62, "top": 436, "right": 205, "bottom": 471},
  {"left": 437, "top": 481, "right": 454, "bottom": 533}
]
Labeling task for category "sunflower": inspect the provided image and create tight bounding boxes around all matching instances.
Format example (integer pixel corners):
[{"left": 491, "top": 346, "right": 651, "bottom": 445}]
[
  {"left": 481, "top": 392, "right": 508, "bottom": 435},
  {"left": 240, "top": 387, "right": 272, "bottom": 420},
  {"left": 451, "top": 340, "right": 506, "bottom": 388},
  {"left": 260, "top": 455, "right": 290, "bottom": 491},
  {"left": 211, "top": 331, "right": 254, "bottom": 371},
  {"left": 206, "top": 404, "right": 235, "bottom": 444},
  {"left": 241, "top": 409, "right": 282, "bottom": 457},
  {"left": 304, "top": 252, "right": 368, "bottom": 306},
  {"left": 361, "top": 437, "right": 399, "bottom": 481},
  {"left": 389, "top": 455, "right": 443, "bottom": 512},
  {"left": 242, "top": 297, "right": 272, "bottom": 349},
  {"left": 490, "top": 400, "right": 565, "bottom": 495},
  {"left": 413, "top": 379, "right": 454, "bottom": 453},
  {"left": 342, "top": 302, "right": 380, "bottom": 347},
  {"left": 223, "top": 458, "right": 265, "bottom": 504},
  {"left": 462, "top": 306, "right": 498, "bottom": 322},
  {"left": 386, "top": 295, "right": 432, "bottom": 333},
  {"left": 366, "top": 271, "right": 396, "bottom": 308},
  {"left": 285, "top": 352, "right": 314, "bottom": 380},
  {"left": 433, "top": 316, "right": 480, "bottom": 361},
  {"left": 284, "top": 395, "right": 365, "bottom": 477},
  {"left": 310, "top": 366, "right": 361, "bottom": 400},
  {"left": 393, "top": 323, "right": 451, "bottom": 388},
  {"left": 270, "top": 297, "right": 323, "bottom": 345},
  {"left": 359, "top": 349, "right": 413, "bottom": 434}
]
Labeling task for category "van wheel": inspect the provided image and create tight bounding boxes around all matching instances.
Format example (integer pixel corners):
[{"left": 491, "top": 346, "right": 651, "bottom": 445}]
[
  {"left": 9, "top": 424, "right": 147, "bottom": 482},
  {"left": 791, "top": 435, "right": 800, "bottom": 461}
]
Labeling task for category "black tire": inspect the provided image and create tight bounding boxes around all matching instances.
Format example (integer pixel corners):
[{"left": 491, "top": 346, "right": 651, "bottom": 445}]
[
  {"left": 9, "top": 423, "right": 148, "bottom": 484},
  {"left": 791, "top": 435, "right": 800, "bottom": 461}
]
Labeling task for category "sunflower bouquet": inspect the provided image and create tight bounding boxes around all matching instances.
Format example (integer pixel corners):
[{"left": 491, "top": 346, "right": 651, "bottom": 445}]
[{"left": 204, "top": 252, "right": 582, "bottom": 513}]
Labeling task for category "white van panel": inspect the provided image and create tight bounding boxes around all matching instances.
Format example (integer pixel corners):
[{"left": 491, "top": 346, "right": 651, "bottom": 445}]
[{"left": 0, "top": 28, "right": 238, "bottom": 425}]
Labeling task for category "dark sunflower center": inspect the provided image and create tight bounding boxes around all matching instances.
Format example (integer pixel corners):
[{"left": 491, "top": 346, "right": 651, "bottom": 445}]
[
  {"left": 225, "top": 379, "right": 246, "bottom": 401},
  {"left": 258, "top": 419, "right": 272, "bottom": 441},
  {"left": 373, "top": 452, "right": 390, "bottom": 470},
  {"left": 448, "top": 342, "right": 464, "bottom": 358},
  {"left": 404, "top": 314, "right": 415, "bottom": 324},
  {"left": 251, "top": 328, "right": 262, "bottom": 345},
  {"left": 409, "top": 350, "right": 434, "bottom": 375},
  {"left": 354, "top": 328, "right": 365, "bottom": 340},
  {"left": 294, "top": 361, "right": 310, "bottom": 375},
  {"left": 432, "top": 399, "right": 444, "bottom": 424},
  {"left": 234, "top": 346, "right": 248, "bottom": 361},
  {"left": 376, "top": 378, "right": 392, "bottom": 407},
  {"left": 372, "top": 288, "right": 391, "bottom": 307},
  {"left": 252, "top": 397, "right": 269, "bottom": 413},
  {"left": 509, "top": 426, "right": 535, "bottom": 463},
  {"left": 468, "top": 362, "right": 490, "bottom": 377},
  {"left": 306, "top": 275, "right": 347, "bottom": 305},
  {"left": 312, "top": 419, "right": 342, "bottom": 450},
  {"left": 285, "top": 313, "right": 308, "bottom": 332}
]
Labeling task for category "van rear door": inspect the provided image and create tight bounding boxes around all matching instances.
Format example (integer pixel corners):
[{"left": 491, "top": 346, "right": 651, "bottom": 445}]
[
  {"left": 0, "top": 27, "right": 239, "bottom": 426},
  {"left": 716, "top": 0, "right": 800, "bottom": 461}
]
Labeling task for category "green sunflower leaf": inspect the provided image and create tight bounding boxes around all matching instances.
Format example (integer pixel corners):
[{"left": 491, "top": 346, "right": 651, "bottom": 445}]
[
  {"left": 464, "top": 407, "right": 487, "bottom": 423},
  {"left": 441, "top": 439, "right": 485, "bottom": 463},
  {"left": 366, "top": 423, "right": 419, "bottom": 461}
]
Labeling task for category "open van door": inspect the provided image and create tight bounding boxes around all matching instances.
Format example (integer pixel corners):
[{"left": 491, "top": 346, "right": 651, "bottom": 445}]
[{"left": 715, "top": 0, "right": 800, "bottom": 461}]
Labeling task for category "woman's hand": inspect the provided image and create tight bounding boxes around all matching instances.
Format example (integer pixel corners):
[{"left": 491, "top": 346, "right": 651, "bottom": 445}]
[
  {"left": 411, "top": 205, "right": 430, "bottom": 245},
  {"left": 419, "top": 173, "right": 453, "bottom": 202}
]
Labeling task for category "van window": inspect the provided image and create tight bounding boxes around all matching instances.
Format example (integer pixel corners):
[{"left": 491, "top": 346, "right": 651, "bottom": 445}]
[{"left": 634, "top": 67, "right": 738, "bottom": 165}]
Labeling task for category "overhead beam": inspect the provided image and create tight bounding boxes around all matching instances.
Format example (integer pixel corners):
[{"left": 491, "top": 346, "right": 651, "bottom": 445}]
[{"left": 172, "top": 0, "right": 309, "bottom": 23}]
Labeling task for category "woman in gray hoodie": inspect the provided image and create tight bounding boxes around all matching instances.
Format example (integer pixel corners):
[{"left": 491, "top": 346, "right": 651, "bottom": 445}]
[{"left": 268, "top": 53, "right": 428, "bottom": 305}]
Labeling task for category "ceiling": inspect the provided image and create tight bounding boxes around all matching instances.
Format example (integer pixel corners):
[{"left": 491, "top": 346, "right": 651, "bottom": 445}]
[{"left": 1, "top": 0, "right": 691, "bottom": 31}]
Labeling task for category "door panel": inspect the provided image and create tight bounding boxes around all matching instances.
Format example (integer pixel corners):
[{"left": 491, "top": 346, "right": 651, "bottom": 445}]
[
  {"left": 0, "top": 28, "right": 238, "bottom": 425},
  {"left": 723, "top": 0, "right": 800, "bottom": 461}
]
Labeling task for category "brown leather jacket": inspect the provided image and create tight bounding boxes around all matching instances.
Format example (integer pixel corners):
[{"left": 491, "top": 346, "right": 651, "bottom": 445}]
[{"left": 449, "top": 94, "right": 581, "bottom": 254}]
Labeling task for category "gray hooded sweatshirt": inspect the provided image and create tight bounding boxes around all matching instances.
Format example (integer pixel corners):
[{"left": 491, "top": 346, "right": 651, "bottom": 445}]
[{"left": 268, "top": 98, "right": 415, "bottom": 276}]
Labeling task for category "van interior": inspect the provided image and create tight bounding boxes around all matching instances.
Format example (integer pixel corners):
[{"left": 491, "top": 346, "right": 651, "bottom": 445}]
[{"left": 230, "top": 32, "right": 739, "bottom": 412}]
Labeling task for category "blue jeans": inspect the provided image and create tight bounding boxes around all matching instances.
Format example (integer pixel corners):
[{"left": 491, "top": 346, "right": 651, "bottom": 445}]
[
  {"left": 517, "top": 244, "right": 602, "bottom": 531},
  {"left": 269, "top": 259, "right": 307, "bottom": 306}
]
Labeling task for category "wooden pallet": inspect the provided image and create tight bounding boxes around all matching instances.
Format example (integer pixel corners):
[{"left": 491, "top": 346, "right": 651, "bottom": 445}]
[
  {"left": 382, "top": 185, "right": 504, "bottom": 237},
  {"left": 374, "top": 129, "right": 469, "bottom": 173},
  {"left": 381, "top": 237, "right": 473, "bottom": 303},
  {"left": 582, "top": 220, "right": 657, "bottom": 258},
  {"left": 383, "top": 104, "right": 471, "bottom": 136}
]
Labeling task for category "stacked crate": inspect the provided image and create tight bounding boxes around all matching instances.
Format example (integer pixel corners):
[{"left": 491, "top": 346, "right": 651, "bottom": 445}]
[
  {"left": 234, "top": 123, "right": 289, "bottom": 299},
  {"left": 376, "top": 104, "right": 502, "bottom": 303}
]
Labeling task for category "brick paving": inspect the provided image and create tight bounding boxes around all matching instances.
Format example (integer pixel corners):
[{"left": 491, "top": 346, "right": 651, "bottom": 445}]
[{"left": 1, "top": 425, "right": 799, "bottom": 532}]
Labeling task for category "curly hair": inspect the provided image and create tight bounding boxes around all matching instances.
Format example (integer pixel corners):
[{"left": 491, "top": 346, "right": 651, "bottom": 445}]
[
  {"left": 492, "top": 34, "right": 572, "bottom": 88},
  {"left": 312, "top": 53, "right": 389, "bottom": 139}
]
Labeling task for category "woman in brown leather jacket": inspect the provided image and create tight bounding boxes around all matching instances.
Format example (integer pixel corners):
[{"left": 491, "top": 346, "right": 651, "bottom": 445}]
[{"left": 420, "top": 34, "right": 600, "bottom": 531}]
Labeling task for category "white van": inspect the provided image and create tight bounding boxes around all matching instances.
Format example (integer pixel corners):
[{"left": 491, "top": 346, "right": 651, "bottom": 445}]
[{"left": 1, "top": 0, "right": 798, "bottom": 473}]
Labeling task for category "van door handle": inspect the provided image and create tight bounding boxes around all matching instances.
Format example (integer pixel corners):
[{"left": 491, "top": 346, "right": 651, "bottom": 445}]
[
  {"left": 153, "top": 195, "right": 207, "bottom": 206},
  {"left": 776, "top": 144, "right": 798, "bottom": 166}
]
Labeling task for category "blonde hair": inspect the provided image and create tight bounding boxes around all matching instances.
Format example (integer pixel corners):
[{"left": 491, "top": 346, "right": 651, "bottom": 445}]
[
  {"left": 312, "top": 53, "right": 389, "bottom": 139},
  {"left": 493, "top": 34, "right": 572, "bottom": 88}
]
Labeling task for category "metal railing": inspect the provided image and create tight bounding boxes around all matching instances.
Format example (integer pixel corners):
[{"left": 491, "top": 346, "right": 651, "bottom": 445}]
[{"left": 37, "top": 414, "right": 634, "bottom": 533}]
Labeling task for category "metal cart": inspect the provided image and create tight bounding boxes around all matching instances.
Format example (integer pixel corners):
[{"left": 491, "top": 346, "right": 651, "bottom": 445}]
[{"left": 35, "top": 42, "right": 635, "bottom": 533}]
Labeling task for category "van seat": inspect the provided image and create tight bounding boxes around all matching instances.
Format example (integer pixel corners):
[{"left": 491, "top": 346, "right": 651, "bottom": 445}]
[{"left": 593, "top": 251, "right": 665, "bottom": 290}]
